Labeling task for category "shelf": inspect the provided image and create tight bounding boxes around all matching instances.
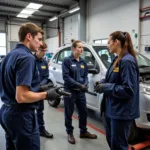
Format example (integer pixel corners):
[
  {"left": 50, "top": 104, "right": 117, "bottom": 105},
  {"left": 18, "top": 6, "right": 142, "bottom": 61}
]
[
  {"left": 140, "top": 14, "right": 150, "bottom": 19},
  {"left": 140, "top": 6, "right": 150, "bottom": 12}
]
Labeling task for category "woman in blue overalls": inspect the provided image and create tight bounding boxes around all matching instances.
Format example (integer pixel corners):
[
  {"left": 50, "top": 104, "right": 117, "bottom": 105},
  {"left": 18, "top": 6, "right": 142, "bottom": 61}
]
[
  {"left": 62, "top": 40, "right": 97, "bottom": 144},
  {"left": 95, "top": 31, "right": 139, "bottom": 150}
]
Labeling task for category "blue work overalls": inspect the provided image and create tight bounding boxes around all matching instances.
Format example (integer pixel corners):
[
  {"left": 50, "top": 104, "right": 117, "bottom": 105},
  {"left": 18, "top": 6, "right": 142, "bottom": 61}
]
[
  {"left": 62, "top": 54, "right": 88, "bottom": 134},
  {"left": 35, "top": 55, "right": 49, "bottom": 132},
  {"left": 0, "top": 44, "right": 40, "bottom": 150},
  {"left": 101, "top": 53, "right": 140, "bottom": 150}
]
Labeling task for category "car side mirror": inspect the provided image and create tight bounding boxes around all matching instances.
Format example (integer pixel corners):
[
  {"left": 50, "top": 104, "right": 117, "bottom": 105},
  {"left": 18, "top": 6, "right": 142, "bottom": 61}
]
[
  {"left": 88, "top": 68, "right": 99, "bottom": 74},
  {"left": 87, "top": 63, "right": 99, "bottom": 74}
]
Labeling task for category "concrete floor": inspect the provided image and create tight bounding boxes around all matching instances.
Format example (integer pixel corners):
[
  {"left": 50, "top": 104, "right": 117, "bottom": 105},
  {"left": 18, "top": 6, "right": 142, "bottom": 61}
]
[
  {"left": 0, "top": 100, "right": 109, "bottom": 150},
  {"left": 1, "top": 99, "right": 150, "bottom": 150}
]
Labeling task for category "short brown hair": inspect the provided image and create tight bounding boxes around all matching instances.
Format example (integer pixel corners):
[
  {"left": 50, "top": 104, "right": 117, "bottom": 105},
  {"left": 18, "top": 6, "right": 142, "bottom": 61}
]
[
  {"left": 40, "top": 42, "right": 47, "bottom": 49},
  {"left": 18, "top": 22, "right": 44, "bottom": 42}
]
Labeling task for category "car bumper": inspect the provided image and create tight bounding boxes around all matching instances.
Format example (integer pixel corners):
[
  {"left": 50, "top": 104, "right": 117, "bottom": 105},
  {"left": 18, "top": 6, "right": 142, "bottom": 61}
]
[{"left": 136, "top": 110, "right": 150, "bottom": 130}]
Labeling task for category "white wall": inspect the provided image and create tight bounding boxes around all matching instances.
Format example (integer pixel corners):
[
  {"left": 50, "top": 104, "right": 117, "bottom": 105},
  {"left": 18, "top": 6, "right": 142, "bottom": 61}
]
[
  {"left": 0, "top": 22, "right": 7, "bottom": 55},
  {"left": 6, "top": 21, "right": 42, "bottom": 51},
  {"left": 140, "top": 0, "right": 150, "bottom": 58},
  {"left": 87, "top": 0, "right": 139, "bottom": 50},
  {"left": 0, "top": 20, "right": 53, "bottom": 53},
  {"left": 45, "top": 37, "right": 59, "bottom": 53},
  {"left": 8, "top": 24, "right": 20, "bottom": 42}
]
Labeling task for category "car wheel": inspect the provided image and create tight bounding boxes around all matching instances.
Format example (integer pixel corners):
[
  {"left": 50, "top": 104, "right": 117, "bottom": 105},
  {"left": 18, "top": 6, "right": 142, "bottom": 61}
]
[
  {"left": 128, "top": 120, "right": 139, "bottom": 143},
  {"left": 47, "top": 98, "right": 61, "bottom": 107}
]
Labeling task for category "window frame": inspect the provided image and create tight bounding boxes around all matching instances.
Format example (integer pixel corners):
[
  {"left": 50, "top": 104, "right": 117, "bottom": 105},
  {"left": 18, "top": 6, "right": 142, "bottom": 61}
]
[
  {"left": 52, "top": 52, "right": 59, "bottom": 64},
  {"left": 82, "top": 47, "right": 96, "bottom": 65},
  {"left": 83, "top": 46, "right": 100, "bottom": 72},
  {"left": 56, "top": 47, "right": 72, "bottom": 65}
]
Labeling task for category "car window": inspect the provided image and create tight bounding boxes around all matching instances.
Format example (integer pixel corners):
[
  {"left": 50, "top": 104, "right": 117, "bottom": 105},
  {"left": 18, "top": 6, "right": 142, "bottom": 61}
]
[
  {"left": 52, "top": 52, "right": 59, "bottom": 63},
  {"left": 82, "top": 47, "right": 96, "bottom": 65},
  {"left": 136, "top": 52, "right": 150, "bottom": 67},
  {"left": 93, "top": 46, "right": 115, "bottom": 68},
  {"left": 57, "top": 47, "right": 72, "bottom": 64}
]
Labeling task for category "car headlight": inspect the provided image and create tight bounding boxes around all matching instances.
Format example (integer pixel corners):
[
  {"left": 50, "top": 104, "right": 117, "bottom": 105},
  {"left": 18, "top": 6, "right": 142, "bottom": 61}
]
[{"left": 140, "top": 83, "right": 150, "bottom": 95}]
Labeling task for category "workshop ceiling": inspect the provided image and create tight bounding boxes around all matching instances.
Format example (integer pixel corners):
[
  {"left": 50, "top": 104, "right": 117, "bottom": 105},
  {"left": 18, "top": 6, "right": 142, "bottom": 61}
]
[{"left": 0, "top": 0, "right": 79, "bottom": 22}]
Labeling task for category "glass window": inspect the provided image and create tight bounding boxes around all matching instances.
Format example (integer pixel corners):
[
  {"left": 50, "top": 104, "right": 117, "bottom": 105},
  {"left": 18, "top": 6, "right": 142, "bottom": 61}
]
[
  {"left": 136, "top": 52, "right": 150, "bottom": 67},
  {"left": 94, "top": 39, "right": 108, "bottom": 44},
  {"left": 0, "top": 33, "right": 6, "bottom": 55},
  {"left": 93, "top": 46, "right": 115, "bottom": 68},
  {"left": 81, "top": 47, "right": 95, "bottom": 65},
  {"left": 93, "top": 46, "right": 150, "bottom": 68},
  {"left": 52, "top": 53, "right": 58, "bottom": 63},
  {"left": 57, "top": 47, "right": 71, "bottom": 64}
]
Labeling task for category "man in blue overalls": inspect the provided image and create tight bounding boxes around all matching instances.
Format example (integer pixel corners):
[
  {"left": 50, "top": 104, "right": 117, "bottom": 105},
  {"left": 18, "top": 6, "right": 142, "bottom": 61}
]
[
  {"left": 0, "top": 23, "right": 59, "bottom": 150},
  {"left": 62, "top": 40, "right": 97, "bottom": 144},
  {"left": 35, "top": 42, "right": 53, "bottom": 138}
]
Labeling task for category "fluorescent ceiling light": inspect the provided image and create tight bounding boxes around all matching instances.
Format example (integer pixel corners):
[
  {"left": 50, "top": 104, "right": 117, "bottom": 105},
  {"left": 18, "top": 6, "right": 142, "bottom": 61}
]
[
  {"left": 27, "top": 3, "right": 43, "bottom": 10},
  {"left": 17, "top": 14, "right": 30, "bottom": 18},
  {"left": 69, "top": 6, "right": 80, "bottom": 13},
  {"left": 49, "top": 16, "right": 58, "bottom": 21},
  {"left": 20, "top": 9, "right": 35, "bottom": 15}
]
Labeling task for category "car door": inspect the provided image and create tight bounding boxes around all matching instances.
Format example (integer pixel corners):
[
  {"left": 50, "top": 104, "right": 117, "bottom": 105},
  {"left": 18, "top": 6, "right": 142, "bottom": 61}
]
[
  {"left": 81, "top": 47, "right": 100, "bottom": 108},
  {"left": 49, "top": 52, "right": 60, "bottom": 84},
  {"left": 49, "top": 47, "right": 72, "bottom": 86}
]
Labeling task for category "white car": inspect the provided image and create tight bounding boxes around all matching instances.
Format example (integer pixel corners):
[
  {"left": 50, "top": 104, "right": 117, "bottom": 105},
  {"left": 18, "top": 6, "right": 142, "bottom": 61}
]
[{"left": 48, "top": 43, "right": 150, "bottom": 142}]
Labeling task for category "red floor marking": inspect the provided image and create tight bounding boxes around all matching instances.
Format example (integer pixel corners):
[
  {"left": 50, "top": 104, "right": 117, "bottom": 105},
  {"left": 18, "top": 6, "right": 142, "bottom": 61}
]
[
  {"left": 56, "top": 108, "right": 150, "bottom": 150},
  {"left": 56, "top": 107, "right": 106, "bottom": 135}
]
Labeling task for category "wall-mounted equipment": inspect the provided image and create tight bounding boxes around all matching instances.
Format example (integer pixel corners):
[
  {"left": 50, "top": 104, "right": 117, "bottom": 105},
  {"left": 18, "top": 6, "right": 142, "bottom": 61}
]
[{"left": 140, "top": 6, "right": 150, "bottom": 20}]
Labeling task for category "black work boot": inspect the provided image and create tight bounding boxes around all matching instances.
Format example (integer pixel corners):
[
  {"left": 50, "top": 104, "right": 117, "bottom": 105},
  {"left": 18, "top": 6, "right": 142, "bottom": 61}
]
[{"left": 40, "top": 129, "right": 53, "bottom": 138}]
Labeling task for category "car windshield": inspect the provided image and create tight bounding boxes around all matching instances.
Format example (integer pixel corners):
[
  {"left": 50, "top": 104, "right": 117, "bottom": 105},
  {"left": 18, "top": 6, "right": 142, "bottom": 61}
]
[
  {"left": 93, "top": 46, "right": 150, "bottom": 69},
  {"left": 136, "top": 52, "right": 150, "bottom": 68},
  {"left": 93, "top": 46, "right": 115, "bottom": 68}
]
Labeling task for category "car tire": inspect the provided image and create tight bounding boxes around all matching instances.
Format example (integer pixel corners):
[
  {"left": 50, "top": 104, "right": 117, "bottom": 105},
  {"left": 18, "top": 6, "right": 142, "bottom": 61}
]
[
  {"left": 47, "top": 98, "right": 61, "bottom": 107},
  {"left": 128, "top": 120, "right": 139, "bottom": 143}
]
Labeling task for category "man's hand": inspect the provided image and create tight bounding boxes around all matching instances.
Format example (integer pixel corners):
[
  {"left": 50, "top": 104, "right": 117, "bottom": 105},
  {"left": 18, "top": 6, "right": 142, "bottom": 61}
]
[
  {"left": 46, "top": 87, "right": 60, "bottom": 101},
  {"left": 94, "top": 83, "right": 104, "bottom": 93}
]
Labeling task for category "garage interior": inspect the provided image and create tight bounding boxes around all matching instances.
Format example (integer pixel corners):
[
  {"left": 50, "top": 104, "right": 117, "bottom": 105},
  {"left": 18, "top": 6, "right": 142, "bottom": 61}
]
[{"left": 0, "top": 0, "right": 150, "bottom": 150}]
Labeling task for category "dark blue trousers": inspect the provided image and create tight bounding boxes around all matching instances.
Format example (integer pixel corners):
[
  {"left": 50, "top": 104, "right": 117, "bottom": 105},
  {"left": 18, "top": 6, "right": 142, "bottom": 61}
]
[
  {"left": 0, "top": 104, "right": 40, "bottom": 150},
  {"left": 103, "top": 114, "right": 132, "bottom": 150},
  {"left": 37, "top": 100, "right": 45, "bottom": 131},
  {"left": 64, "top": 90, "right": 87, "bottom": 134}
]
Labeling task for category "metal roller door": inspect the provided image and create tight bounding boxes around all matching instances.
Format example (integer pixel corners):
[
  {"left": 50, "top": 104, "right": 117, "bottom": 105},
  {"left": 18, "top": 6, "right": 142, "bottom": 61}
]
[{"left": 64, "top": 14, "right": 79, "bottom": 44}]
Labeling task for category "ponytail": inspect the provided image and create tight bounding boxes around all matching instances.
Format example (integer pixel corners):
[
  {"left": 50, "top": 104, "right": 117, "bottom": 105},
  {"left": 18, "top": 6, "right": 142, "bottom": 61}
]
[
  {"left": 110, "top": 31, "right": 137, "bottom": 68},
  {"left": 124, "top": 32, "right": 136, "bottom": 61}
]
